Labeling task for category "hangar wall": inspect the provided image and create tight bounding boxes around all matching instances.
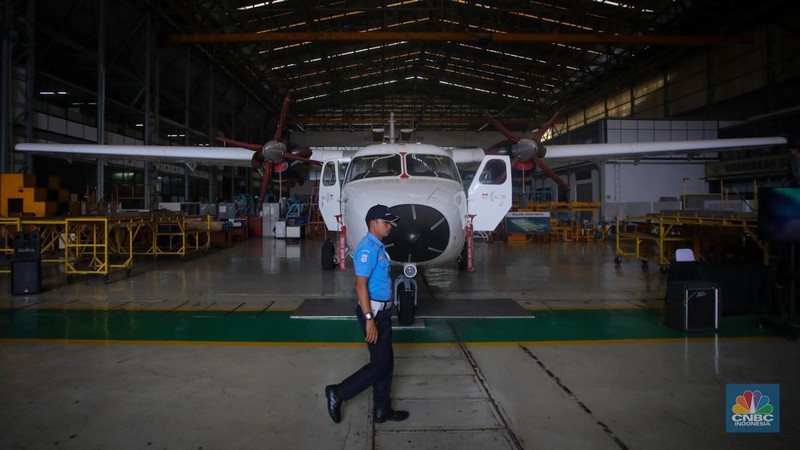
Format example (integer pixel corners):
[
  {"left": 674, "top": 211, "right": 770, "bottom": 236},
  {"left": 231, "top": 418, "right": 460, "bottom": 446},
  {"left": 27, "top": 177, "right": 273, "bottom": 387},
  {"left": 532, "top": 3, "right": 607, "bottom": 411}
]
[{"left": 552, "top": 23, "right": 799, "bottom": 138}]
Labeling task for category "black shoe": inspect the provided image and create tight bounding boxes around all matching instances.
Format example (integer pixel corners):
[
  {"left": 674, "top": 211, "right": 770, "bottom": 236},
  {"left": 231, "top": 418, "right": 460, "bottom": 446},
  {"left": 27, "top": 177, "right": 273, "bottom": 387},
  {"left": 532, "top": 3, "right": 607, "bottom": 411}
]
[
  {"left": 373, "top": 408, "right": 409, "bottom": 423},
  {"left": 325, "top": 385, "right": 342, "bottom": 423}
]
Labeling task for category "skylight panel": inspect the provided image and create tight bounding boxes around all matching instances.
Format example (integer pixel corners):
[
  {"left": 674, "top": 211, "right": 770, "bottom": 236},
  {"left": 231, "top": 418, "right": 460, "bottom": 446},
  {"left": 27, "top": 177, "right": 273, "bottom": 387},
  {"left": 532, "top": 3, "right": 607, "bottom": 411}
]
[
  {"left": 437, "top": 79, "right": 537, "bottom": 103},
  {"left": 295, "top": 93, "right": 329, "bottom": 102},
  {"left": 341, "top": 79, "right": 399, "bottom": 94},
  {"left": 457, "top": 43, "right": 537, "bottom": 63},
  {"left": 440, "top": 18, "right": 504, "bottom": 34},
  {"left": 238, "top": 0, "right": 287, "bottom": 11},
  {"left": 591, "top": 0, "right": 635, "bottom": 9}
]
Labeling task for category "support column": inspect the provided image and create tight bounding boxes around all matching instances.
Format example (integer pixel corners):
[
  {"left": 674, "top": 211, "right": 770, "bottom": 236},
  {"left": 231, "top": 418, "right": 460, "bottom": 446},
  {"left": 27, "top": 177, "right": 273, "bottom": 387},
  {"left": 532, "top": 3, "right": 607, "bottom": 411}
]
[
  {"left": 23, "top": 0, "right": 35, "bottom": 173},
  {"left": 184, "top": 48, "right": 191, "bottom": 145},
  {"left": 208, "top": 65, "right": 216, "bottom": 202},
  {"left": 0, "top": 0, "right": 13, "bottom": 173},
  {"left": 144, "top": 163, "right": 151, "bottom": 209},
  {"left": 209, "top": 167, "right": 216, "bottom": 203},
  {"left": 96, "top": 0, "right": 106, "bottom": 200},
  {"left": 183, "top": 48, "right": 191, "bottom": 204},
  {"left": 143, "top": 13, "right": 153, "bottom": 208}
]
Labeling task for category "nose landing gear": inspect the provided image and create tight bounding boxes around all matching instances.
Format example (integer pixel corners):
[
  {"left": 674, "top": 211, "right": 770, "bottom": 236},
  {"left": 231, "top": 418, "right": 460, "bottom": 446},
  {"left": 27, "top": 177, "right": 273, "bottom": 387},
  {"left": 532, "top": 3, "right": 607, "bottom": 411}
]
[{"left": 394, "top": 268, "right": 417, "bottom": 326}]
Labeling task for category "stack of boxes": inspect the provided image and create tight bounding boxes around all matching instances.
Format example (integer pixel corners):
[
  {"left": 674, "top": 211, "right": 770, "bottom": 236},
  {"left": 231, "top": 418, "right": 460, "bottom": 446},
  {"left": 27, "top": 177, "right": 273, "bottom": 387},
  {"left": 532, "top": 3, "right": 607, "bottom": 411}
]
[{"left": 0, "top": 173, "right": 71, "bottom": 217}]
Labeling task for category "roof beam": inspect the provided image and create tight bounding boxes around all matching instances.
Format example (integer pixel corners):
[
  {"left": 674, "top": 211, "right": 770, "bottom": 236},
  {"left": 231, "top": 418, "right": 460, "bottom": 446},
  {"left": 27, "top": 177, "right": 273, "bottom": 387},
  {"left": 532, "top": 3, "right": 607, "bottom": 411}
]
[{"left": 167, "top": 31, "right": 749, "bottom": 46}]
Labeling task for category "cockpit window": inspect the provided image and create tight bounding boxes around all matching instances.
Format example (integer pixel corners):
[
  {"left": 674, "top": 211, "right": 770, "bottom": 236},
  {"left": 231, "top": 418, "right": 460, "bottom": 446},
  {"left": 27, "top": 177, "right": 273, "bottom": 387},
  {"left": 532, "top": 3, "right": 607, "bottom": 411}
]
[
  {"left": 345, "top": 154, "right": 402, "bottom": 182},
  {"left": 406, "top": 154, "right": 459, "bottom": 180},
  {"left": 343, "top": 153, "right": 461, "bottom": 183}
]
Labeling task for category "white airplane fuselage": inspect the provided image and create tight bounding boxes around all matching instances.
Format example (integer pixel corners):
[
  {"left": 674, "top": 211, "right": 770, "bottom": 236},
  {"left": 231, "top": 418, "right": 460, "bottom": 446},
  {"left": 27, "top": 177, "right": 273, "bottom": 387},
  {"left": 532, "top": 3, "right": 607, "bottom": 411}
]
[{"left": 343, "top": 175, "right": 468, "bottom": 268}]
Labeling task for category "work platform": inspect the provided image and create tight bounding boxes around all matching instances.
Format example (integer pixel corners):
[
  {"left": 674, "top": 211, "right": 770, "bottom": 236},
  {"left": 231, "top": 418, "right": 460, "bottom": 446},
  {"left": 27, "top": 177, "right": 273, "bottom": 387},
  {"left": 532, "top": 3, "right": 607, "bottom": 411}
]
[
  {"left": 0, "top": 213, "right": 213, "bottom": 279},
  {"left": 614, "top": 210, "right": 767, "bottom": 269}
]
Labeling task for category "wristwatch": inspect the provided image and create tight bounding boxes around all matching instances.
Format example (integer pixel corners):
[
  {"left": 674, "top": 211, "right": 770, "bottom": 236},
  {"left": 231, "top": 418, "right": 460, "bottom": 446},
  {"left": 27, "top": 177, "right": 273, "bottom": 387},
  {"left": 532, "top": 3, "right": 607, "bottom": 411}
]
[{"left": 363, "top": 311, "right": 375, "bottom": 320}]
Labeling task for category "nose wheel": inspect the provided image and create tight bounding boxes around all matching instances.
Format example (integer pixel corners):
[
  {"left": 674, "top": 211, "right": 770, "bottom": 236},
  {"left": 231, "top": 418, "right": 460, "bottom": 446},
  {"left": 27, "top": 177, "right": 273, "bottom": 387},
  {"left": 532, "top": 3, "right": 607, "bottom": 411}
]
[{"left": 394, "top": 274, "right": 417, "bottom": 326}]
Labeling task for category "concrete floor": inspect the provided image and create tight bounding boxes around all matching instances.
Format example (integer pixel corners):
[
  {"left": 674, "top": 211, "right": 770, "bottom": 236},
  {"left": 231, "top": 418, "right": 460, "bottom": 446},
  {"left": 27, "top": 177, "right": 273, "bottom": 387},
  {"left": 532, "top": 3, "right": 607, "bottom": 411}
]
[{"left": 1, "top": 237, "right": 798, "bottom": 449}]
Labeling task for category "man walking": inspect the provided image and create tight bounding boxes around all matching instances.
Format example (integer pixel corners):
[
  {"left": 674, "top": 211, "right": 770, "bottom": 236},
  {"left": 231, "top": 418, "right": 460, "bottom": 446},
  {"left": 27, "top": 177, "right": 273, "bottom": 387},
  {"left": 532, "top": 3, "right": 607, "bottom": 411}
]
[{"left": 325, "top": 204, "right": 409, "bottom": 424}]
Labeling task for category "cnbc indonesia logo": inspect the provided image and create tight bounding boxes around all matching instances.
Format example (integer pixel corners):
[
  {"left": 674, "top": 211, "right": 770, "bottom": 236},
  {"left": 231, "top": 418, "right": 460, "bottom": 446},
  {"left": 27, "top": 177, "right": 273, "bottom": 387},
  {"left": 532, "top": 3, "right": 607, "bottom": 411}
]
[{"left": 727, "top": 385, "right": 780, "bottom": 433}]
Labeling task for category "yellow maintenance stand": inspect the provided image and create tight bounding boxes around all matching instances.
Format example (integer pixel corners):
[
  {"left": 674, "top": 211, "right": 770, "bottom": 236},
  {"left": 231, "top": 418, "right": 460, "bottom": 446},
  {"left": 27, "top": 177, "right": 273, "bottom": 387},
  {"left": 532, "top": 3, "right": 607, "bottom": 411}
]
[{"left": 614, "top": 211, "right": 766, "bottom": 271}]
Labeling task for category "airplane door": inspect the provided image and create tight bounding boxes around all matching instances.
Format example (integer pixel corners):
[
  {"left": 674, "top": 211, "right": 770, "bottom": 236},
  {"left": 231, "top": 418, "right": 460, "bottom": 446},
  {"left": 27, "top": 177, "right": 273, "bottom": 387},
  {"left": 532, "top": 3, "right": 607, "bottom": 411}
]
[
  {"left": 319, "top": 159, "right": 343, "bottom": 230},
  {"left": 467, "top": 155, "right": 512, "bottom": 231}
]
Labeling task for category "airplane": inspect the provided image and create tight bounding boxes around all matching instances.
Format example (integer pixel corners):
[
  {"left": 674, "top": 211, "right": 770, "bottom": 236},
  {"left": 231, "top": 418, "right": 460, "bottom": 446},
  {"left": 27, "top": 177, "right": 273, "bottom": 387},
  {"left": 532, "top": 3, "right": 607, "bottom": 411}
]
[{"left": 14, "top": 100, "right": 788, "bottom": 325}]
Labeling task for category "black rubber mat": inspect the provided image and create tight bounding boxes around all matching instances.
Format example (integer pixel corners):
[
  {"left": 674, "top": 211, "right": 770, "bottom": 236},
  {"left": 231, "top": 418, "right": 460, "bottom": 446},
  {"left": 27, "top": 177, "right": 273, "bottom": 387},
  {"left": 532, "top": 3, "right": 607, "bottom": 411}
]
[{"left": 291, "top": 297, "right": 532, "bottom": 319}]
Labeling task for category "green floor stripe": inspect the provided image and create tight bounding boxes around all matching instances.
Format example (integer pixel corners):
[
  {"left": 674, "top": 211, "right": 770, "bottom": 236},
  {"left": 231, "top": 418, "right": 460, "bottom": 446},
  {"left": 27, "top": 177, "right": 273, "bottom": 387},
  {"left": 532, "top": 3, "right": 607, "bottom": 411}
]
[{"left": 0, "top": 308, "right": 781, "bottom": 344}]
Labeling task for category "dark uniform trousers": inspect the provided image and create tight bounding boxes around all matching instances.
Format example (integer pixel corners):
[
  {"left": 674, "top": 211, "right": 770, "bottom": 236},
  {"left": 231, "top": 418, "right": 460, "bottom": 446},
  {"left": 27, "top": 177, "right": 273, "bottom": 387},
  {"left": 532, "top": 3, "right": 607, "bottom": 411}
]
[{"left": 336, "top": 306, "right": 394, "bottom": 411}]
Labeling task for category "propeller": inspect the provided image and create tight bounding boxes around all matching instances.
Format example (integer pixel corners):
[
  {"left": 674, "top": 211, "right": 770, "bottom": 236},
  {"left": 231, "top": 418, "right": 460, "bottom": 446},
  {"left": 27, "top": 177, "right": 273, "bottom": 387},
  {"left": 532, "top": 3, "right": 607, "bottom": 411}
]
[
  {"left": 484, "top": 109, "right": 570, "bottom": 190},
  {"left": 216, "top": 93, "right": 319, "bottom": 203}
]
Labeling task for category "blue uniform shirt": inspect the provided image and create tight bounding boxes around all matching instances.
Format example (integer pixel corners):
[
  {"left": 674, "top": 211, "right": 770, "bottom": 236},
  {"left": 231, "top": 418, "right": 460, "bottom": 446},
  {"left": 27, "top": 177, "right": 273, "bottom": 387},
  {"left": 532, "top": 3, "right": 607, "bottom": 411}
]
[{"left": 354, "top": 232, "right": 392, "bottom": 301}]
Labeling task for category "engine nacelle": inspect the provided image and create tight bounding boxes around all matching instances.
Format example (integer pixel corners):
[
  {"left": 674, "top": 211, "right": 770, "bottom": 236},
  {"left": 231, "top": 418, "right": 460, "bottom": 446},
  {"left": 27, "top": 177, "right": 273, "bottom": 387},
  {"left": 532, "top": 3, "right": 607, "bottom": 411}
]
[
  {"left": 262, "top": 140, "right": 288, "bottom": 163},
  {"left": 511, "top": 137, "right": 547, "bottom": 162}
]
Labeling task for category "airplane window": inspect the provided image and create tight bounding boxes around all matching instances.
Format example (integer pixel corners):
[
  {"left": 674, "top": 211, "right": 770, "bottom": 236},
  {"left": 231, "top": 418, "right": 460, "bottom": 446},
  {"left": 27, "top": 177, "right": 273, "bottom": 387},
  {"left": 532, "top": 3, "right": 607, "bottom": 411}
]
[
  {"left": 345, "top": 154, "right": 401, "bottom": 182},
  {"left": 406, "top": 154, "right": 459, "bottom": 180},
  {"left": 322, "top": 161, "right": 337, "bottom": 186},
  {"left": 478, "top": 159, "right": 507, "bottom": 185}
]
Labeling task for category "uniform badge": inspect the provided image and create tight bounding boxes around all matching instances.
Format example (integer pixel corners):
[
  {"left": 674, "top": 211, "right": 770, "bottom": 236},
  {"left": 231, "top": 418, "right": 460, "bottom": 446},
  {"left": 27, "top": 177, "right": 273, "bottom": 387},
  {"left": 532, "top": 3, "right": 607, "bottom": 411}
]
[{"left": 360, "top": 252, "right": 369, "bottom": 263}]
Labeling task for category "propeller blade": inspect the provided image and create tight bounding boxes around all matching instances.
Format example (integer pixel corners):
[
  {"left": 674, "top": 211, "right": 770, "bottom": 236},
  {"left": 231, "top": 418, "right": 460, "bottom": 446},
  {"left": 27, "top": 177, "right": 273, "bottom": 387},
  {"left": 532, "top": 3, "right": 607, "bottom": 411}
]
[
  {"left": 484, "top": 111, "right": 522, "bottom": 143},
  {"left": 284, "top": 153, "right": 322, "bottom": 166},
  {"left": 530, "top": 108, "right": 563, "bottom": 142},
  {"left": 532, "top": 157, "right": 570, "bottom": 190},
  {"left": 216, "top": 136, "right": 261, "bottom": 151},
  {"left": 259, "top": 162, "right": 274, "bottom": 203},
  {"left": 273, "top": 93, "right": 292, "bottom": 142}
]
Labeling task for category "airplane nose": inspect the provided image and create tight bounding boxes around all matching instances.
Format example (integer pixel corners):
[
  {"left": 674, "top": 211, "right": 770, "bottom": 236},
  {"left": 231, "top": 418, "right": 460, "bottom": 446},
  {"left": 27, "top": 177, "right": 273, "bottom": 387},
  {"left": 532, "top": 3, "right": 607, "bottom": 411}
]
[{"left": 384, "top": 204, "right": 450, "bottom": 263}]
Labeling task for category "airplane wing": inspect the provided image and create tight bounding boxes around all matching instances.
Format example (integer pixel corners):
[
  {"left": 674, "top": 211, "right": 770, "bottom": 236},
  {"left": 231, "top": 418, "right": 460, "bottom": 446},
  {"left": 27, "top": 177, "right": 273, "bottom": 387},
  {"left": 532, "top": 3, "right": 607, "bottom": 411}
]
[
  {"left": 443, "top": 136, "right": 787, "bottom": 167},
  {"left": 14, "top": 143, "right": 255, "bottom": 167},
  {"left": 14, "top": 143, "right": 354, "bottom": 166},
  {"left": 16, "top": 136, "right": 787, "bottom": 169},
  {"left": 542, "top": 137, "right": 788, "bottom": 161}
]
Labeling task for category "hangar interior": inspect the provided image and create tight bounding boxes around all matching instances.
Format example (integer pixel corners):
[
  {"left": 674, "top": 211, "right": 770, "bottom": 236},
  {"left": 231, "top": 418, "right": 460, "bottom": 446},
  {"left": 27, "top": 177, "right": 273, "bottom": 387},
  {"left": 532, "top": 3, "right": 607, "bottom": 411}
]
[{"left": 2, "top": 1, "right": 800, "bottom": 449}]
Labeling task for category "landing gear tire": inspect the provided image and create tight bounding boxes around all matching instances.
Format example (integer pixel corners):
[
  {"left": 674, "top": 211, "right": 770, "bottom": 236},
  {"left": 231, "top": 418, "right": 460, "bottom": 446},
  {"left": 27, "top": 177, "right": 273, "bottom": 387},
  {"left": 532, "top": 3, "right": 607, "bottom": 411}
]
[
  {"left": 321, "top": 240, "right": 336, "bottom": 270},
  {"left": 397, "top": 287, "right": 416, "bottom": 326},
  {"left": 458, "top": 244, "right": 468, "bottom": 271}
]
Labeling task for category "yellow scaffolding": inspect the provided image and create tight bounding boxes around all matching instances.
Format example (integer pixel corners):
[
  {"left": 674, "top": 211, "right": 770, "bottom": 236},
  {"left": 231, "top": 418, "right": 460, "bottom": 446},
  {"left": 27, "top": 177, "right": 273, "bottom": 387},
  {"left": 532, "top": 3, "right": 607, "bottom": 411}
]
[
  {"left": 0, "top": 217, "right": 22, "bottom": 273},
  {"left": 614, "top": 216, "right": 692, "bottom": 268},
  {"left": 64, "top": 218, "right": 125, "bottom": 280},
  {"left": 614, "top": 212, "right": 767, "bottom": 268},
  {"left": 132, "top": 213, "right": 210, "bottom": 258},
  {"left": 1, "top": 213, "right": 211, "bottom": 280},
  {"left": 21, "top": 218, "right": 68, "bottom": 265}
]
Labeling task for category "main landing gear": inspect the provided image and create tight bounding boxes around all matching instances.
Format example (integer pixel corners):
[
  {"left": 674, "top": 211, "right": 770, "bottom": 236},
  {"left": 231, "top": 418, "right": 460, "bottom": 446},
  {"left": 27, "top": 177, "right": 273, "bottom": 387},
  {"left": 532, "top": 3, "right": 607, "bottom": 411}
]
[{"left": 321, "top": 240, "right": 336, "bottom": 270}]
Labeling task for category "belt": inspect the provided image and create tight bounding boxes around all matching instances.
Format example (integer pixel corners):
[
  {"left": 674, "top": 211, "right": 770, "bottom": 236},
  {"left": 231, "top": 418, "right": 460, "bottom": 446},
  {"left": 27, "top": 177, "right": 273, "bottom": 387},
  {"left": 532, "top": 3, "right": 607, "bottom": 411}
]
[{"left": 370, "top": 300, "right": 391, "bottom": 312}]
